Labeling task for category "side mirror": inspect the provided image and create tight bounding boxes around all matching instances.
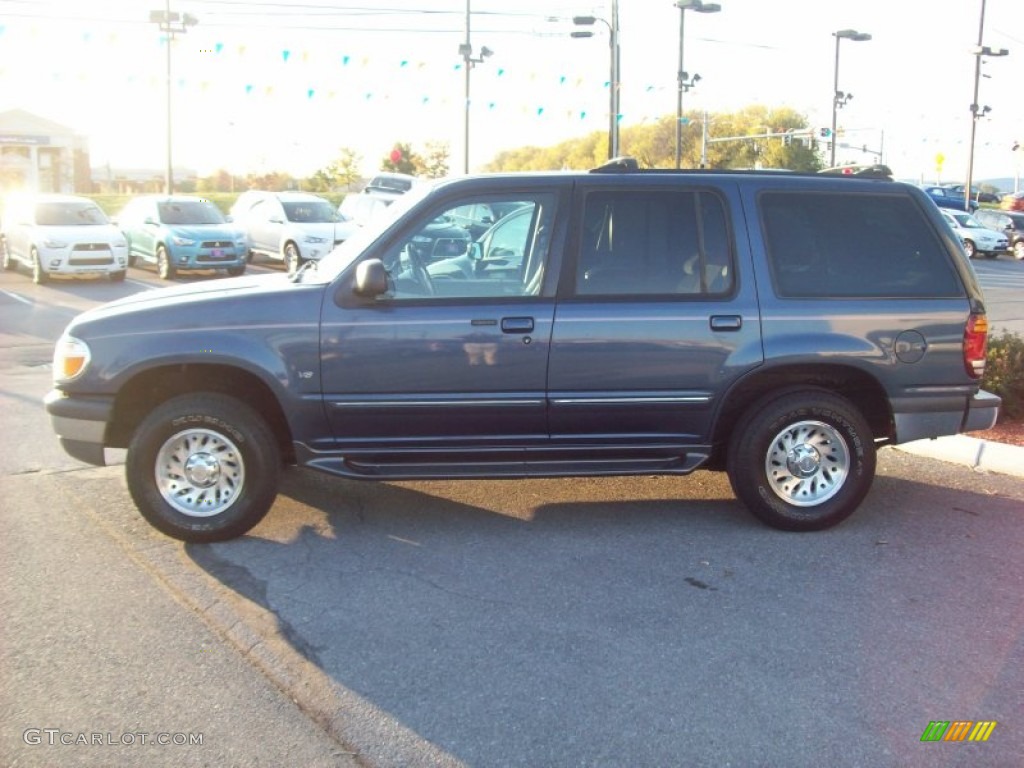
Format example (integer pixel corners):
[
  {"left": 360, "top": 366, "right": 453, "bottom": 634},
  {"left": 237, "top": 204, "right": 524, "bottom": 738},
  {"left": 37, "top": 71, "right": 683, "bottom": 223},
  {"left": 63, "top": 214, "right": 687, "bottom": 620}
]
[
  {"left": 354, "top": 259, "right": 388, "bottom": 297},
  {"left": 468, "top": 242, "right": 483, "bottom": 261}
]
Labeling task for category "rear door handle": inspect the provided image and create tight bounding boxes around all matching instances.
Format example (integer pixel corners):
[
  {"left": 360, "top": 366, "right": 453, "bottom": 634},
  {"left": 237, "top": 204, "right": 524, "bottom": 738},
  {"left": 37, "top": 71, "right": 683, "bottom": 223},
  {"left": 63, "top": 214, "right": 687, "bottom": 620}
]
[{"left": 501, "top": 317, "right": 534, "bottom": 334}]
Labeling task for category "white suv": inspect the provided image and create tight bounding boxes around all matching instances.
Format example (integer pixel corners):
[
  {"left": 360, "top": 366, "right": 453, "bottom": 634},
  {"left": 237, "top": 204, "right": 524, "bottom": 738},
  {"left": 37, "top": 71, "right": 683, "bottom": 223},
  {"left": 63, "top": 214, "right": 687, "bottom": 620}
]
[
  {"left": 1, "top": 194, "right": 129, "bottom": 283},
  {"left": 230, "top": 191, "right": 352, "bottom": 275},
  {"left": 940, "top": 209, "right": 1009, "bottom": 259}
]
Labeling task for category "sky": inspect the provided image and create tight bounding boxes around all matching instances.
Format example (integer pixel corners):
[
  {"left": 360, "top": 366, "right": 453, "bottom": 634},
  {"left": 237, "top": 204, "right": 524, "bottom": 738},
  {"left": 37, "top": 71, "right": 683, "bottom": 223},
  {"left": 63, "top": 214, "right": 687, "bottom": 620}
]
[{"left": 1, "top": 0, "right": 1022, "bottom": 186}]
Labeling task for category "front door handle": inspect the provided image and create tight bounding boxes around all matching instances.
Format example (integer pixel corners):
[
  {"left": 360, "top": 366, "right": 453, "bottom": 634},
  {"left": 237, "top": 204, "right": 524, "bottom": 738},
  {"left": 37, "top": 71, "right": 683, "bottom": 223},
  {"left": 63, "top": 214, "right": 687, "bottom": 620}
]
[
  {"left": 501, "top": 317, "right": 534, "bottom": 334},
  {"left": 710, "top": 315, "right": 742, "bottom": 332}
]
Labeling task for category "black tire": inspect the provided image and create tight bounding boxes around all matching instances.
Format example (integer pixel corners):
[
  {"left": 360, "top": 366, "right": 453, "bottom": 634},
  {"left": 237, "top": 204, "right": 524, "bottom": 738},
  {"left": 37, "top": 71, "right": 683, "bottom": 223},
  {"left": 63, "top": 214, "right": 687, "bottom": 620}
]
[
  {"left": 226, "top": 265, "right": 246, "bottom": 277},
  {"left": 1014, "top": 241, "right": 1024, "bottom": 261},
  {"left": 156, "top": 244, "right": 176, "bottom": 280},
  {"left": 128, "top": 253, "right": 138, "bottom": 267},
  {"left": 963, "top": 239, "right": 976, "bottom": 259},
  {"left": 109, "top": 270, "right": 127, "bottom": 282},
  {"left": 726, "top": 389, "right": 876, "bottom": 532},
  {"left": 31, "top": 247, "right": 49, "bottom": 284},
  {"left": 125, "top": 393, "right": 281, "bottom": 542},
  {"left": 1, "top": 238, "right": 14, "bottom": 271},
  {"left": 283, "top": 242, "right": 302, "bottom": 277}
]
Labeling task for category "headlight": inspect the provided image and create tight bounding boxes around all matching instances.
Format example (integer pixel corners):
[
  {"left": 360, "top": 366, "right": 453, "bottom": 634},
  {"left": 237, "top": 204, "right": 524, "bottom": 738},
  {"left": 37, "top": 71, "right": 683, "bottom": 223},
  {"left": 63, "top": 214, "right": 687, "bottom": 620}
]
[
  {"left": 53, "top": 335, "right": 91, "bottom": 383},
  {"left": 171, "top": 236, "right": 196, "bottom": 246},
  {"left": 303, "top": 235, "right": 328, "bottom": 244},
  {"left": 42, "top": 238, "right": 68, "bottom": 249}
]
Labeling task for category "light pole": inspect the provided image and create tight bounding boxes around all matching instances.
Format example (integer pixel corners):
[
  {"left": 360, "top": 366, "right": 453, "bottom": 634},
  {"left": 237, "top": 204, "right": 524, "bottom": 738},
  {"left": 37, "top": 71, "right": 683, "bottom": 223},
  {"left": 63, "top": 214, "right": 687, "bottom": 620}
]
[
  {"left": 150, "top": 2, "right": 197, "bottom": 194},
  {"left": 572, "top": 0, "right": 620, "bottom": 160},
  {"left": 459, "top": 0, "right": 492, "bottom": 174},
  {"left": 830, "top": 28, "right": 870, "bottom": 168},
  {"left": 965, "top": 0, "right": 1009, "bottom": 211},
  {"left": 675, "top": 0, "right": 720, "bottom": 169}
]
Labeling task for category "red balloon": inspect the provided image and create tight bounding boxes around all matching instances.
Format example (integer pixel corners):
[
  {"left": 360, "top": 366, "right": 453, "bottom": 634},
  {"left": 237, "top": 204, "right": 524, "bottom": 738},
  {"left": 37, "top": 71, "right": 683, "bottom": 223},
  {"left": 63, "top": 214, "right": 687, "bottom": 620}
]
[{"left": 390, "top": 148, "right": 402, "bottom": 164}]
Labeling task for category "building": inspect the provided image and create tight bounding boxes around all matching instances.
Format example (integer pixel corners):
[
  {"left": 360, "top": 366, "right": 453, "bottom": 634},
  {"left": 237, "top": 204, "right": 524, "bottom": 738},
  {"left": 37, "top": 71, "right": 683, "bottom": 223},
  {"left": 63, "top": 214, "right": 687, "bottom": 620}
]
[{"left": 0, "top": 109, "right": 91, "bottom": 194}]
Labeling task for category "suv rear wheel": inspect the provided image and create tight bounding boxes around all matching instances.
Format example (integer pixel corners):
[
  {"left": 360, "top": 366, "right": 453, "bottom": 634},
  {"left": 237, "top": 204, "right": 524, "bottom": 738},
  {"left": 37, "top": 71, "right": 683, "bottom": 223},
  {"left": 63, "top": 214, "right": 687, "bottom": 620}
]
[
  {"left": 126, "top": 393, "right": 280, "bottom": 542},
  {"left": 727, "top": 390, "right": 876, "bottom": 531}
]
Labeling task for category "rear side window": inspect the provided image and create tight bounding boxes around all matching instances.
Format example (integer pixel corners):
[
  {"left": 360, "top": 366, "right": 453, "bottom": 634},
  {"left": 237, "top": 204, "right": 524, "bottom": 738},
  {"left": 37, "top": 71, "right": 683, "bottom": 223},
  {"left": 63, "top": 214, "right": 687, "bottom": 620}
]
[
  {"left": 575, "top": 189, "right": 733, "bottom": 297},
  {"left": 761, "top": 192, "right": 962, "bottom": 298}
]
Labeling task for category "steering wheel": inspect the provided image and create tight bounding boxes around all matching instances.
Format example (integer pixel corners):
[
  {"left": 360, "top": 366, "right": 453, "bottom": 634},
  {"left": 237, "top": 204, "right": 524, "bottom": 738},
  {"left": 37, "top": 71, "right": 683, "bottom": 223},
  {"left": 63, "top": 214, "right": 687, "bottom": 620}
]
[{"left": 410, "top": 259, "right": 435, "bottom": 296}]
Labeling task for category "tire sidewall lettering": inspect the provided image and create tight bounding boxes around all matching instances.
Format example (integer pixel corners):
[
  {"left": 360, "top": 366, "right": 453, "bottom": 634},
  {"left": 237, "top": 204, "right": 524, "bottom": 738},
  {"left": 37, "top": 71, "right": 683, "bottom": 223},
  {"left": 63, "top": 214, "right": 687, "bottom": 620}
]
[{"left": 170, "top": 414, "right": 245, "bottom": 444}]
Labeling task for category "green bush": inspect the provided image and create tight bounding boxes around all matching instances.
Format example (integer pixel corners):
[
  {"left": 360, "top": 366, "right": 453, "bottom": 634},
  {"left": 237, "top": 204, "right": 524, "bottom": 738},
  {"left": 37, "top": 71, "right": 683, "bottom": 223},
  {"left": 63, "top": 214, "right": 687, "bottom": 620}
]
[{"left": 983, "top": 330, "right": 1024, "bottom": 421}]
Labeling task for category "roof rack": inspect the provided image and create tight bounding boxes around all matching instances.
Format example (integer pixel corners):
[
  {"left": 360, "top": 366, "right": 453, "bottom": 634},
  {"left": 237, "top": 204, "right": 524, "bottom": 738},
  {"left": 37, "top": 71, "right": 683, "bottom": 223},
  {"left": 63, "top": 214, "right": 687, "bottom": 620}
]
[
  {"left": 818, "top": 163, "right": 893, "bottom": 180},
  {"left": 590, "top": 156, "right": 640, "bottom": 173}
]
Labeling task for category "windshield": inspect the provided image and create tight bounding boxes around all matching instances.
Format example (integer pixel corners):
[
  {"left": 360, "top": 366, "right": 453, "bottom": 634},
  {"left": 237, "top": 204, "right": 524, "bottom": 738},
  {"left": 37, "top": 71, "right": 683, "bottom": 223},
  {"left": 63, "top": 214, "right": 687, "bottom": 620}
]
[
  {"left": 283, "top": 200, "right": 337, "bottom": 223},
  {"left": 304, "top": 181, "right": 437, "bottom": 283},
  {"left": 951, "top": 213, "right": 982, "bottom": 228},
  {"left": 35, "top": 202, "right": 109, "bottom": 226},
  {"left": 157, "top": 200, "right": 226, "bottom": 225}
]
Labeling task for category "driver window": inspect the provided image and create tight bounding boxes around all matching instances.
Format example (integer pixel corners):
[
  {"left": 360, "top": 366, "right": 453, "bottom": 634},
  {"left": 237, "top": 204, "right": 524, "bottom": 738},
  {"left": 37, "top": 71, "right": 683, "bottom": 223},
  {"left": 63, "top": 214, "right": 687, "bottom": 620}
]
[{"left": 376, "top": 193, "right": 555, "bottom": 300}]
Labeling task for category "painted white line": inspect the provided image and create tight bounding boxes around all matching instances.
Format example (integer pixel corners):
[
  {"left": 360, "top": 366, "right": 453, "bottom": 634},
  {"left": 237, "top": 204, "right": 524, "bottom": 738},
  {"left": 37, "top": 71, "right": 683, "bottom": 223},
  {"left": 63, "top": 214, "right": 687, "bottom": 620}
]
[
  {"left": 0, "top": 289, "right": 33, "bottom": 306},
  {"left": 126, "top": 279, "right": 157, "bottom": 290}
]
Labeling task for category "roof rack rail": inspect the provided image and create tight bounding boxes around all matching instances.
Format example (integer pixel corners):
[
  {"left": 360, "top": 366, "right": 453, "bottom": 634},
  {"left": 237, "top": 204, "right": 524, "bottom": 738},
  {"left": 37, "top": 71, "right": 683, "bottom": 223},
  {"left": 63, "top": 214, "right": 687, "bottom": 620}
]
[
  {"left": 590, "top": 156, "right": 640, "bottom": 173},
  {"left": 818, "top": 163, "right": 893, "bottom": 180}
]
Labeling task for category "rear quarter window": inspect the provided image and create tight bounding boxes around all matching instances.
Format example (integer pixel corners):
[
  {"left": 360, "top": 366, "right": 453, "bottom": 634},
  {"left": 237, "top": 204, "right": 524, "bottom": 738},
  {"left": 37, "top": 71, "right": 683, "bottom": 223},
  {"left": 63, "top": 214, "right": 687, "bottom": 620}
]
[{"left": 760, "top": 191, "right": 962, "bottom": 298}]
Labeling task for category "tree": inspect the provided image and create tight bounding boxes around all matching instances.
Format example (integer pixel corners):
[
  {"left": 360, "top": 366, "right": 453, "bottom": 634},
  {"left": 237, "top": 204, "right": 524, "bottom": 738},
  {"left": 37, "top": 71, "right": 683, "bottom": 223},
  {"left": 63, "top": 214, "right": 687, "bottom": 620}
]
[
  {"left": 416, "top": 140, "right": 450, "bottom": 178},
  {"left": 482, "top": 105, "right": 824, "bottom": 172},
  {"left": 306, "top": 147, "right": 362, "bottom": 192},
  {"left": 380, "top": 143, "right": 418, "bottom": 175}
]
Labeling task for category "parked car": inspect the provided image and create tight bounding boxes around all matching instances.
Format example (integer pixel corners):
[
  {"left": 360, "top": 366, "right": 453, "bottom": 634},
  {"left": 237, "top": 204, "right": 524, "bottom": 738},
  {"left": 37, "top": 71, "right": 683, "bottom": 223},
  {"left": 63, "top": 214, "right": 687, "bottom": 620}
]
[
  {"left": 943, "top": 184, "right": 1002, "bottom": 204},
  {"left": 429, "top": 204, "right": 535, "bottom": 280},
  {"left": 921, "top": 186, "right": 980, "bottom": 212},
  {"left": 337, "top": 192, "right": 395, "bottom": 228},
  {"left": 45, "top": 162, "right": 1000, "bottom": 542},
  {"left": 974, "top": 208, "right": 1024, "bottom": 260},
  {"left": 230, "top": 191, "right": 352, "bottom": 275},
  {"left": 116, "top": 195, "right": 248, "bottom": 280},
  {"left": 1000, "top": 191, "right": 1024, "bottom": 211},
  {"left": 364, "top": 172, "right": 418, "bottom": 197},
  {"left": 940, "top": 209, "right": 1009, "bottom": 259},
  {"left": 0, "top": 194, "right": 128, "bottom": 283}
]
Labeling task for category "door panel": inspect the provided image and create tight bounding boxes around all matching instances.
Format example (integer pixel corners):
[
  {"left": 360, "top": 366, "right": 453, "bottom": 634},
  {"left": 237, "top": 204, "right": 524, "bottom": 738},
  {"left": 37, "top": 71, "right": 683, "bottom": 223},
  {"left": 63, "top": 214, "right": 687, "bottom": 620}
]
[
  {"left": 318, "top": 189, "right": 564, "bottom": 453},
  {"left": 547, "top": 185, "right": 763, "bottom": 447}
]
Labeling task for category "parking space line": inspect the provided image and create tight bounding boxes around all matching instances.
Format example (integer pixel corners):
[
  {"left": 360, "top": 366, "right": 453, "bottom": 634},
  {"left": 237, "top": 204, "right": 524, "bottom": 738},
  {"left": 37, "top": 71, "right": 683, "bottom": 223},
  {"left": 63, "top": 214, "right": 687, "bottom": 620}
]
[{"left": 0, "top": 289, "right": 33, "bottom": 306}]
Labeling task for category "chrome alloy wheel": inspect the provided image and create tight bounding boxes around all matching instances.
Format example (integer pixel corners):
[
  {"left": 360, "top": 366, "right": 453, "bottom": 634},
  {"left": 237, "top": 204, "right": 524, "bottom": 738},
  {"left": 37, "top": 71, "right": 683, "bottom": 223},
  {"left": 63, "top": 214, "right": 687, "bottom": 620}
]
[
  {"left": 765, "top": 420, "right": 850, "bottom": 507},
  {"left": 154, "top": 428, "right": 245, "bottom": 517}
]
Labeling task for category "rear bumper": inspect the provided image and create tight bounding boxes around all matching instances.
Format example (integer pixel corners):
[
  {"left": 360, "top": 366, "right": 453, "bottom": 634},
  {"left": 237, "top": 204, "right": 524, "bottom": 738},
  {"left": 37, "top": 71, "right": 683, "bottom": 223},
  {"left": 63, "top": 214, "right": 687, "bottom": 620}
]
[
  {"left": 43, "top": 390, "right": 113, "bottom": 466},
  {"left": 892, "top": 389, "right": 1001, "bottom": 444}
]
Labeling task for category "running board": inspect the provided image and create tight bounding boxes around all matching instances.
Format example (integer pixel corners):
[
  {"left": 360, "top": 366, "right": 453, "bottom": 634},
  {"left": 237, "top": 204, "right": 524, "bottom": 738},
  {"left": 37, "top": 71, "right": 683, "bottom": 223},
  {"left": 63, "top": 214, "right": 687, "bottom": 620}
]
[{"left": 296, "top": 450, "right": 709, "bottom": 481}]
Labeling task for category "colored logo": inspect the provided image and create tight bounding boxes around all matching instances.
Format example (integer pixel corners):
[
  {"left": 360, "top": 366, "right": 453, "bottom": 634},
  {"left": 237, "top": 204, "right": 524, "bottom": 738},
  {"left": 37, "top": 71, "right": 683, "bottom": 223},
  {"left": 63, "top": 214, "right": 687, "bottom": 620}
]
[{"left": 921, "top": 721, "right": 997, "bottom": 742}]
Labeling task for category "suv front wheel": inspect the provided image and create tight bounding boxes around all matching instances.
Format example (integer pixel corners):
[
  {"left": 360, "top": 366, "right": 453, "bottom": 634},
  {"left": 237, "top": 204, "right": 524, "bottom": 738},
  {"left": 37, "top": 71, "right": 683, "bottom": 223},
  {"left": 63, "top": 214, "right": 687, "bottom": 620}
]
[
  {"left": 727, "top": 390, "right": 876, "bottom": 531},
  {"left": 126, "top": 393, "right": 280, "bottom": 542}
]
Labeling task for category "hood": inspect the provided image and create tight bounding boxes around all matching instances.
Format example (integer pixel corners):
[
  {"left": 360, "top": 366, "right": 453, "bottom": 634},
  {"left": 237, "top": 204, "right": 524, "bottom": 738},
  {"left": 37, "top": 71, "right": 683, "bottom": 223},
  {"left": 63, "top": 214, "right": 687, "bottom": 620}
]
[
  {"left": 69, "top": 272, "right": 317, "bottom": 331},
  {"left": 38, "top": 224, "right": 126, "bottom": 245},
  {"left": 288, "top": 222, "right": 344, "bottom": 240},
  {"left": 163, "top": 223, "right": 245, "bottom": 241}
]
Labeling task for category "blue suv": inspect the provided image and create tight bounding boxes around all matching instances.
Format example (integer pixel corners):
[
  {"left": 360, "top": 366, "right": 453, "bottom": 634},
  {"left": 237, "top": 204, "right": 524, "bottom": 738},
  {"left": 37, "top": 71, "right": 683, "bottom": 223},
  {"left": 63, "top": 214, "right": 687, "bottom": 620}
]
[
  {"left": 46, "top": 163, "right": 1000, "bottom": 541},
  {"left": 116, "top": 195, "right": 248, "bottom": 279}
]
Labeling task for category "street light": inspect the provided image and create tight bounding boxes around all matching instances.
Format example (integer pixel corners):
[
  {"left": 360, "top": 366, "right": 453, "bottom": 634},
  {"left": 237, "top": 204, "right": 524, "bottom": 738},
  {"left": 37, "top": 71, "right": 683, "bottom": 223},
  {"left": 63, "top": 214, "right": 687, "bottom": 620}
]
[
  {"left": 150, "top": 2, "right": 197, "bottom": 194},
  {"left": 572, "top": 0, "right": 620, "bottom": 160},
  {"left": 459, "top": 0, "right": 493, "bottom": 174},
  {"left": 675, "top": 0, "right": 720, "bottom": 169},
  {"left": 830, "top": 28, "right": 870, "bottom": 168},
  {"left": 965, "top": 0, "right": 1009, "bottom": 211}
]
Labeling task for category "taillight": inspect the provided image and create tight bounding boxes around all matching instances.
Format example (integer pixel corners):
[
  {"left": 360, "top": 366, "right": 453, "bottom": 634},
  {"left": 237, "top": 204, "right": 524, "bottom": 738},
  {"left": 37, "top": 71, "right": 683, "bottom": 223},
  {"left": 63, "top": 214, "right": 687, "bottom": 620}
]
[{"left": 963, "top": 313, "right": 988, "bottom": 379}]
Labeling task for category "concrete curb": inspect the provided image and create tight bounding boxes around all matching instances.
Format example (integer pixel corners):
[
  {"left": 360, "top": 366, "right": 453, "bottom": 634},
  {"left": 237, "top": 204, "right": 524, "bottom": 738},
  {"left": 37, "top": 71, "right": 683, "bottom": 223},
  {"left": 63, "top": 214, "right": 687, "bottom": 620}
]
[{"left": 895, "top": 435, "right": 1024, "bottom": 478}]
